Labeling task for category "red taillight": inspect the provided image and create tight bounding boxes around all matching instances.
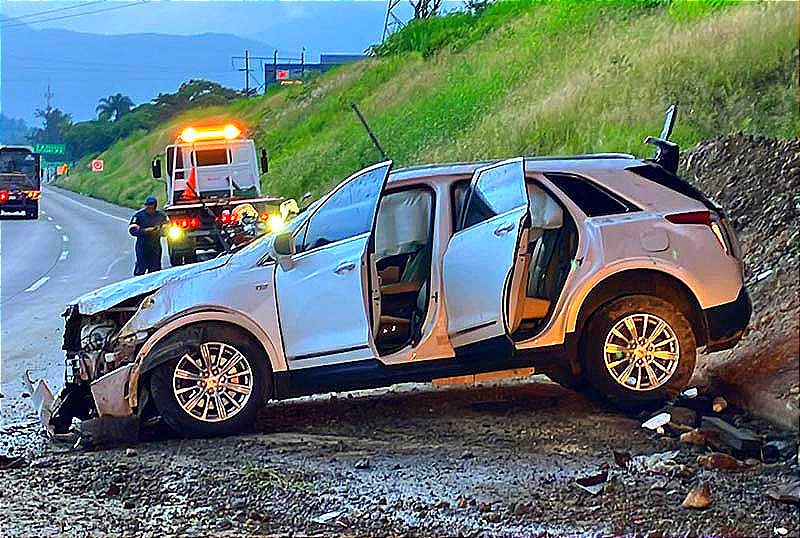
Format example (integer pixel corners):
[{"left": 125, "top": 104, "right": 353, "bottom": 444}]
[
  {"left": 665, "top": 210, "right": 729, "bottom": 253},
  {"left": 219, "top": 210, "right": 239, "bottom": 224},
  {"left": 260, "top": 212, "right": 269, "bottom": 221},
  {"left": 665, "top": 210, "right": 711, "bottom": 227},
  {"left": 0, "top": 191, "right": 8, "bottom": 203},
  {"left": 189, "top": 217, "right": 200, "bottom": 229}
]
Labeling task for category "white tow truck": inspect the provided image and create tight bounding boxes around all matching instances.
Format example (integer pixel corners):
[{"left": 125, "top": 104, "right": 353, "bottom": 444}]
[{"left": 151, "top": 124, "right": 295, "bottom": 265}]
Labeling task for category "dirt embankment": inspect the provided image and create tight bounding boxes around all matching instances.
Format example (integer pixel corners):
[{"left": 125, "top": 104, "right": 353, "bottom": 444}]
[{"left": 679, "top": 134, "right": 799, "bottom": 429}]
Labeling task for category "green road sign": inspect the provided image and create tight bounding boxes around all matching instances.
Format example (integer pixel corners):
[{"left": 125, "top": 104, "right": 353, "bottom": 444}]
[{"left": 34, "top": 143, "right": 66, "bottom": 155}]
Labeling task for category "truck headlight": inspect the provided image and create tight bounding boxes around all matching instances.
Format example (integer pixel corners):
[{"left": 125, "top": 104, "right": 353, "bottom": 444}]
[
  {"left": 267, "top": 214, "right": 285, "bottom": 233},
  {"left": 168, "top": 224, "right": 183, "bottom": 240}
]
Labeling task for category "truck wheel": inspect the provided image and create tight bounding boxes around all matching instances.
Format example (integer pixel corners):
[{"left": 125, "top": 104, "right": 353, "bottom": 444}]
[
  {"left": 580, "top": 295, "right": 696, "bottom": 407},
  {"left": 148, "top": 323, "right": 271, "bottom": 437}
]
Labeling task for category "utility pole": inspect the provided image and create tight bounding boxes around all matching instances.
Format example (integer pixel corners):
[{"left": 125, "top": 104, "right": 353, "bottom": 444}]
[
  {"left": 232, "top": 50, "right": 271, "bottom": 95},
  {"left": 382, "top": 0, "right": 405, "bottom": 42},
  {"left": 243, "top": 50, "right": 250, "bottom": 95}
]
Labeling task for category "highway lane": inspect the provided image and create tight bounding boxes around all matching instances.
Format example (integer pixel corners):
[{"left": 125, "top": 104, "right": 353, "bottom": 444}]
[{"left": 0, "top": 186, "right": 166, "bottom": 421}]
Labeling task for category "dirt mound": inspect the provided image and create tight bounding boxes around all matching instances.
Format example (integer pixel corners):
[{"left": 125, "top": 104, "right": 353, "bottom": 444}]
[{"left": 679, "top": 134, "right": 799, "bottom": 429}]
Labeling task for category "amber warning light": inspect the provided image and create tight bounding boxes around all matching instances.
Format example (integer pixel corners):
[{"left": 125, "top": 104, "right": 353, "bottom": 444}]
[{"left": 179, "top": 124, "right": 241, "bottom": 143}]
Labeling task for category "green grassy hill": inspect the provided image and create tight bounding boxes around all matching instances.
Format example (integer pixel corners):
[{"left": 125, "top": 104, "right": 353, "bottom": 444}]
[{"left": 59, "top": 0, "right": 798, "bottom": 208}]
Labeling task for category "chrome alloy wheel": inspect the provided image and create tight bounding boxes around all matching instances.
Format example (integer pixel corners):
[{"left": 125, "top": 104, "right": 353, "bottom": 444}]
[
  {"left": 603, "top": 313, "right": 680, "bottom": 391},
  {"left": 172, "top": 342, "right": 253, "bottom": 422}
]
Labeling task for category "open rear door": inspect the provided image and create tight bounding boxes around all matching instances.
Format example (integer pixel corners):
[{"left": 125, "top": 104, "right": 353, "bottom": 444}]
[{"left": 442, "top": 157, "right": 528, "bottom": 349}]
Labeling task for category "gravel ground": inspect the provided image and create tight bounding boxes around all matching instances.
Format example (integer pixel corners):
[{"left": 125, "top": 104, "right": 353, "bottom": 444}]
[{"left": 1, "top": 378, "right": 798, "bottom": 537}]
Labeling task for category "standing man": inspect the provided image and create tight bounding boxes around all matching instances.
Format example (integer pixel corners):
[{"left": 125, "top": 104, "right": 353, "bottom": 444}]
[{"left": 129, "top": 195, "right": 169, "bottom": 276}]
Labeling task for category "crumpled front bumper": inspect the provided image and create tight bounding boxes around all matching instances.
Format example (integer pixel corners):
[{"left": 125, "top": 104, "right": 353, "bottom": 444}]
[{"left": 26, "top": 364, "right": 135, "bottom": 439}]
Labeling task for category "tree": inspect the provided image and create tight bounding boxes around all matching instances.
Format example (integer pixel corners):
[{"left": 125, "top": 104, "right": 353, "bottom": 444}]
[
  {"left": 409, "top": 0, "right": 443, "bottom": 19},
  {"left": 28, "top": 106, "right": 72, "bottom": 144},
  {"left": 96, "top": 93, "right": 135, "bottom": 121}
]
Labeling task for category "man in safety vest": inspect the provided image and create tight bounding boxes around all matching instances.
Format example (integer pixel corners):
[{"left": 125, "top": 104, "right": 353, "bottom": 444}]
[{"left": 129, "top": 195, "right": 169, "bottom": 276}]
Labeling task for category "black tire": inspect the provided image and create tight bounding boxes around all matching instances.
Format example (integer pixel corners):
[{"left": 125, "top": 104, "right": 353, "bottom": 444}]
[
  {"left": 580, "top": 295, "right": 696, "bottom": 407},
  {"left": 149, "top": 322, "right": 271, "bottom": 437}
]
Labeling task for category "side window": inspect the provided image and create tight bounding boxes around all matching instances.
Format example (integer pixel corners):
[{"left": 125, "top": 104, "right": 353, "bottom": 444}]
[
  {"left": 450, "top": 179, "right": 470, "bottom": 231},
  {"left": 300, "top": 163, "right": 390, "bottom": 252},
  {"left": 545, "top": 173, "right": 635, "bottom": 217},
  {"left": 461, "top": 161, "right": 527, "bottom": 230}
]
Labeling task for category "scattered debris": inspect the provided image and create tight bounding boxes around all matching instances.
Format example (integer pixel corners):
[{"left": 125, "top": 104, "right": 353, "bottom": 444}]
[
  {"left": 700, "top": 416, "right": 761, "bottom": 455},
  {"left": 575, "top": 470, "right": 608, "bottom": 496},
  {"left": 354, "top": 458, "right": 370, "bottom": 469},
  {"left": 310, "top": 510, "right": 344, "bottom": 525},
  {"left": 681, "top": 387, "right": 699, "bottom": 399},
  {"left": 0, "top": 455, "right": 26, "bottom": 470},
  {"left": 125, "top": 448, "right": 138, "bottom": 457},
  {"left": 478, "top": 502, "right": 493, "bottom": 513},
  {"left": 628, "top": 450, "right": 680, "bottom": 472},
  {"left": 680, "top": 429, "right": 712, "bottom": 447},
  {"left": 697, "top": 452, "right": 742, "bottom": 471},
  {"left": 665, "top": 405, "right": 698, "bottom": 428},
  {"left": 642, "top": 412, "right": 671, "bottom": 430},
  {"left": 766, "top": 481, "right": 800, "bottom": 506},
  {"left": 712, "top": 396, "right": 728, "bottom": 413},
  {"left": 613, "top": 450, "right": 632, "bottom": 468},
  {"left": 682, "top": 482, "right": 712, "bottom": 510},
  {"left": 483, "top": 512, "right": 502, "bottom": 523},
  {"left": 763, "top": 439, "right": 798, "bottom": 463}
]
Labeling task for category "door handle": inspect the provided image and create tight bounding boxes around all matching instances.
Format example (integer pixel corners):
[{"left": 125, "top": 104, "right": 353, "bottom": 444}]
[
  {"left": 334, "top": 261, "right": 356, "bottom": 274},
  {"left": 493, "top": 222, "right": 515, "bottom": 236}
]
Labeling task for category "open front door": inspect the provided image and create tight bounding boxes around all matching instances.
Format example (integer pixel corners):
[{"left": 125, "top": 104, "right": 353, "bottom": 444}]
[
  {"left": 276, "top": 161, "right": 392, "bottom": 366},
  {"left": 442, "top": 158, "right": 528, "bottom": 348}
]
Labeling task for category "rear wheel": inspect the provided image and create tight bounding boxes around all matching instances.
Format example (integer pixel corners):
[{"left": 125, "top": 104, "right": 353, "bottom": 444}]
[
  {"left": 149, "top": 323, "right": 270, "bottom": 437},
  {"left": 581, "top": 295, "right": 695, "bottom": 407}
]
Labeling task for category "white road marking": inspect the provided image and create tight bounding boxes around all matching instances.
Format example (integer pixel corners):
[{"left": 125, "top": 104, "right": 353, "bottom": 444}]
[
  {"left": 25, "top": 276, "right": 50, "bottom": 292},
  {"left": 55, "top": 224, "right": 62, "bottom": 230},
  {"left": 101, "top": 255, "right": 127, "bottom": 280},
  {"left": 59, "top": 250, "right": 69, "bottom": 261},
  {"left": 53, "top": 190, "right": 129, "bottom": 223},
  {"left": 62, "top": 235, "right": 69, "bottom": 242},
  {"left": 46, "top": 216, "right": 53, "bottom": 221}
]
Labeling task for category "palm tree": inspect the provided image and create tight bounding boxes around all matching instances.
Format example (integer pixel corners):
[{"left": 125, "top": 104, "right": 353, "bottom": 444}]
[{"left": 96, "top": 93, "right": 135, "bottom": 121}]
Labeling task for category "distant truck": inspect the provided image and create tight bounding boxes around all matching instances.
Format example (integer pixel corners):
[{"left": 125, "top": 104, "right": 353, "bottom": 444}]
[
  {"left": 151, "top": 124, "right": 290, "bottom": 266},
  {"left": 0, "top": 145, "right": 41, "bottom": 219}
]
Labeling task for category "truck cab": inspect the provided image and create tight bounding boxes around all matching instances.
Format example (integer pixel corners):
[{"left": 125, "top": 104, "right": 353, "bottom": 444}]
[
  {"left": 152, "top": 124, "right": 286, "bottom": 266},
  {"left": 0, "top": 145, "right": 41, "bottom": 219}
]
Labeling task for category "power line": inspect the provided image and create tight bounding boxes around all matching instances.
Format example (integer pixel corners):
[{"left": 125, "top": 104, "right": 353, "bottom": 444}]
[
  {"left": 1, "top": 1, "right": 150, "bottom": 29},
  {"left": 3, "top": 1, "right": 104, "bottom": 22}
]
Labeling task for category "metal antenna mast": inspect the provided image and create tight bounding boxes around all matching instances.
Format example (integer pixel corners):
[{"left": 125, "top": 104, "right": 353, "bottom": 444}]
[{"left": 382, "top": 0, "right": 405, "bottom": 42}]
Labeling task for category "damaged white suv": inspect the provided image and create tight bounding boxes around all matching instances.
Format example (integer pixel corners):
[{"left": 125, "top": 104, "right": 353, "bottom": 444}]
[{"left": 45, "top": 113, "right": 751, "bottom": 437}]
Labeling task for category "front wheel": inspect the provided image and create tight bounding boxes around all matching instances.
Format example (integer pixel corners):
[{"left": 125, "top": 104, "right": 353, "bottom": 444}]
[
  {"left": 581, "top": 295, "right": 696, "bottom": 407},
  {"left": 149, "top": 323, "right": 270, "bottom": 437}
]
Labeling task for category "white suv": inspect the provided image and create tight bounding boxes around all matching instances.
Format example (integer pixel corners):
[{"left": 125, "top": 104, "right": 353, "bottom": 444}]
[{"left": 47, "top": 119, "right": 751, "bottom": 437}]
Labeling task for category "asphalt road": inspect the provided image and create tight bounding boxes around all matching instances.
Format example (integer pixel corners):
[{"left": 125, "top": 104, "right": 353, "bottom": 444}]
[{"left": 0, "top": 185, "right": 164, "bottom": 419}]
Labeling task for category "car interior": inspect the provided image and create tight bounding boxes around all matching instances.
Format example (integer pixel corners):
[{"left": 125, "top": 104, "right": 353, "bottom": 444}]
[
  {"left": 371, "top": 187, "right": 435, "bottom": 355},
  {"left": 508, "top": 181, "right": 578, "bottom": 341}
]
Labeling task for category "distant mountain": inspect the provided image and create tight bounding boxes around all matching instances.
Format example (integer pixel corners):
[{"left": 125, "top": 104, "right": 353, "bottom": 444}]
[
  {"left": 0, "top": 114, "right": 31, "bottom": 145},
  {"left": 1, "top": 17, "right": 274, "bottom": 123}
]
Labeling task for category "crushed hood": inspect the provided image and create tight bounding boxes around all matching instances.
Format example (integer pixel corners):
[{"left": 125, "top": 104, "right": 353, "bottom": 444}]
[{"left": 72, "top": 255, "right": 232, "bottom": 315}]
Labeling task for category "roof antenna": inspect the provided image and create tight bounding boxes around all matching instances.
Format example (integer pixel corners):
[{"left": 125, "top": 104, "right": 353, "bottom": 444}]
[{"left": 351, "top": 103, "right": 388, "bottom": 161}]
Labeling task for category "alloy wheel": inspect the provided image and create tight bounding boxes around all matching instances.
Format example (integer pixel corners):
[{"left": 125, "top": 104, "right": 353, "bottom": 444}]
[
  {"left": 603, "top": 313, "right": 680, "bottom": 391},
  {"left": 172, "top": 341, "right": 254, "bottom": 422}
]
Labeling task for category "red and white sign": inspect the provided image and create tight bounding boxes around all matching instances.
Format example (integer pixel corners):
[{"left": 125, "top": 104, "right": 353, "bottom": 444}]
[
  {"left": 276, "top": 70, "right": 289, "bottom": 80},
  {"left": 91, "top": 159, "right": 104, "bottom": 172}
]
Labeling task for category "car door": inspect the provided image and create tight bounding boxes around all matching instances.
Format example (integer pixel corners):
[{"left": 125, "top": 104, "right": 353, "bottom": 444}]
[
  {"left": 442, "top": 157, "right": 529, "bottom": 348},
  {"left": 276, "top": 161, "right": 392, "bottom": 366}
]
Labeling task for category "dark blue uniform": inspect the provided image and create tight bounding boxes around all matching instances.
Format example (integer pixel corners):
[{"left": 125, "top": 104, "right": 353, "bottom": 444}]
[{"left": 129, "top": 208, "right": 169, "bottom": 276}]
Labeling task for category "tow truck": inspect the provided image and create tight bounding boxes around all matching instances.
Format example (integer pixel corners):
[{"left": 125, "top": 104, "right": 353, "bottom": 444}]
[
  {"left": 0, "top": 145, "right": 42, "bottom": 219},
  {"left": 151, "top": 124, "right": 293, "bottom": 265}
]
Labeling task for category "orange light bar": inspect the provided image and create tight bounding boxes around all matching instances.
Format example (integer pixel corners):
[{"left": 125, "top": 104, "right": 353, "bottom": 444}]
[
  {"left": 26, "top": 190, "right": 41, "bottom": 200},
  {"left": 179, "top": 124, "right": 241, "bottom": 143}
]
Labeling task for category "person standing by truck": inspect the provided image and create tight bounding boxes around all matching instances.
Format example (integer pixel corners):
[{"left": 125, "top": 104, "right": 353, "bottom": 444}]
[{"left": 129, "top": 195, "right": 169, "bottom": 276}]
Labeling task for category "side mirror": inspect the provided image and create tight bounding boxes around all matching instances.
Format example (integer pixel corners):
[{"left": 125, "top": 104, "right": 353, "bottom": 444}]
[
  {"left": 271, "top": 232, "right": 295, "bottom": 271},
  {"left": 260, "top": 148, "right": 269, "bottom": 174},
  {"left": 300, "top": 192, "right": 314, "bottom": 209},
  {"left": 151, "top": 158, "right": 162, "bottom": 179}
]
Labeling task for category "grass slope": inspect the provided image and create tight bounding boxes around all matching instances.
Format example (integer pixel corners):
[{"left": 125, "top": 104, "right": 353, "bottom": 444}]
[{"left": 60, "top": 0, "right": 798, "bottom": 208}]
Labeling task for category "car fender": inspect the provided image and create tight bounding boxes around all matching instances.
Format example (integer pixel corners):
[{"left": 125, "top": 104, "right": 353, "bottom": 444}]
[
  {"left": 563, "top": 256, "right": 706, "bottom": 334},
  {"left": 127, "top": 307, "right": 286, "bottom": 408}
]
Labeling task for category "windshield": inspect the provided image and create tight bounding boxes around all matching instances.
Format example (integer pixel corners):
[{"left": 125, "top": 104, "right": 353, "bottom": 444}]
[{"left": 0, "top": 149, "right": 39, "bottom": 189}]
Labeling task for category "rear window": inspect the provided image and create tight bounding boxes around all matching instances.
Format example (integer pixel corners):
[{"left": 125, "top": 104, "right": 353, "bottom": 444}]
[
  {"left": 193, "top": 148, "right": 229, "bottom": 166},
  {"left": 545, "top": 173, "right": 636, "bottom": 217}
]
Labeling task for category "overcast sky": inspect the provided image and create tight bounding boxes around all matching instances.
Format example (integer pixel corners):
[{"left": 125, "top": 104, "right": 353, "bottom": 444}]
[{"left": 0, "top": 1, "right": 458, "bottom": 43}]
